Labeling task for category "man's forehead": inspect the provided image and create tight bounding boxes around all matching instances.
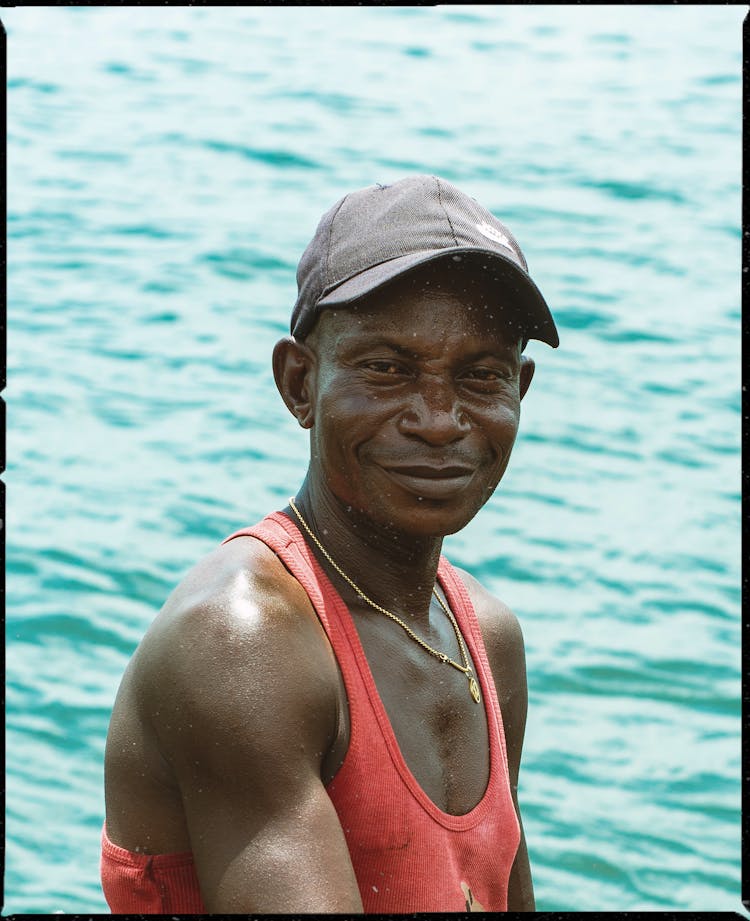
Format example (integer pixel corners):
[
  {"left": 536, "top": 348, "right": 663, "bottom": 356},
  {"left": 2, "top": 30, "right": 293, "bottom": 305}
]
[{"left": 316, "top": 288, "right": 525, "bottom": 354}]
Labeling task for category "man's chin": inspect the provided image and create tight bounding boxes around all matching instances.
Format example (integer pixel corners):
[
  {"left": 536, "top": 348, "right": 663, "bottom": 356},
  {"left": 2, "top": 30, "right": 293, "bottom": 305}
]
[{"left": 362, "top": 492, "right": 488, "bottom": 540}]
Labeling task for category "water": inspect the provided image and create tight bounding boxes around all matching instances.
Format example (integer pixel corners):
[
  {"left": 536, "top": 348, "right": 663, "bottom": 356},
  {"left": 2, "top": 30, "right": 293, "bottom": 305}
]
[{"left": 4, "top": 5, "right": 743, "bottom": 913}]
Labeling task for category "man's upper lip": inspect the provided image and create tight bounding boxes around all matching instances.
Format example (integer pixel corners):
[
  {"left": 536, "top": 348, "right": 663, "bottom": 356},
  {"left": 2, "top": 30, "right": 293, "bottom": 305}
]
[{"left": 384, "top": 463, "right": 474, "bottom": 479}]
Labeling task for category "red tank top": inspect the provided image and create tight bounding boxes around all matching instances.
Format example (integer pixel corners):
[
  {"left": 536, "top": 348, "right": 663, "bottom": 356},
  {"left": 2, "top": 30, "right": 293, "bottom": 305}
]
[{"left": 101, "top": 511, "right": 520, "bottom": 913}]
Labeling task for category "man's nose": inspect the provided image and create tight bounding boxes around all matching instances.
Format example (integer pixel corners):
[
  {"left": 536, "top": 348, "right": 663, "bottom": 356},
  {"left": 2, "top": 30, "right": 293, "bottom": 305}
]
[{"left": 396, "top": 382, "right": 470, "bottom": 445}]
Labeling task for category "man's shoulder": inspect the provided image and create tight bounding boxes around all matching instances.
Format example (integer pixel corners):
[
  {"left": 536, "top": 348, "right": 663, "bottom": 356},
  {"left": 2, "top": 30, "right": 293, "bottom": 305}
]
[
  {"left": 129, "top": 531, "right": 339, "bottom": 755},
  {"left": 147, "top": 527, "right": 319, "bottom": 646},
  {"left": 162, "top": 530, "right": 310, "bottom": 634},
  {"left": 450, "top": 564, "right": 524, "bottom": 649}
]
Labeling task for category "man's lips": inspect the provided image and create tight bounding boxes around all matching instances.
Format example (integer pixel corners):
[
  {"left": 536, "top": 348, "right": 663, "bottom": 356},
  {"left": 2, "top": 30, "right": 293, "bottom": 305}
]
[
  {"left": 385, "top": 463, "right": 474, "bottom": 478},
  {"left": 381, "top": 463, "right": 475, "bottom": 498}
]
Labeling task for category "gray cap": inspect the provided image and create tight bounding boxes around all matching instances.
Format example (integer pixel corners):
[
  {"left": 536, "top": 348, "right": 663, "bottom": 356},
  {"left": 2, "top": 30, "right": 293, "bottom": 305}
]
[{"left": 290, "top": 174, "right": 559, "bottom": 348}]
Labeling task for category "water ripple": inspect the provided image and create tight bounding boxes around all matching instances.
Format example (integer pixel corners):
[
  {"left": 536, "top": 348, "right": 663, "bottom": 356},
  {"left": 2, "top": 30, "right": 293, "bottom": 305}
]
[{"left": 5, "top": 4, "right": 742, "bottom": 915}]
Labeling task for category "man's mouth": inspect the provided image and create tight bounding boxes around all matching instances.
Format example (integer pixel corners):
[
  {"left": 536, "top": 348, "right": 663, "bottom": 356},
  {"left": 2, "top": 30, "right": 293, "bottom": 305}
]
[{"left": 381, "top": 463, "right": 475, "bottom": 499}]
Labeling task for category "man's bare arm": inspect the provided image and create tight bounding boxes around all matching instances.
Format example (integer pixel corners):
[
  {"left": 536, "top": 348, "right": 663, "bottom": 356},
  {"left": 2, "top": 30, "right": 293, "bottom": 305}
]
[
  {"left": 507, "top": 803, "right": 534, "bottom": 910},
  {"left": 456, "top": 567, "right": 535, "bottom": 911},
  {"left": 138, "top": 538, "right": 363, "bottom": 913}
]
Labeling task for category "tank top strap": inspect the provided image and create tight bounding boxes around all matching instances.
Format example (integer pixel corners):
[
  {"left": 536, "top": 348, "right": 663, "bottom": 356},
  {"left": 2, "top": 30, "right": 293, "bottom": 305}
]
[
  {"left": 222, "top": 510, "right": 298, "bottom": 552},
  {"left": 436, "top": 557, "right": 512, "bottom": 777}
]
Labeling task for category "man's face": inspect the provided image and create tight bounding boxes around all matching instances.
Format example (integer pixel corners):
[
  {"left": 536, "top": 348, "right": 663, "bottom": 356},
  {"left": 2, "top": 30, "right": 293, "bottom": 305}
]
[{"left": 303, "top": 268, "right": 534, "bottom": 538}]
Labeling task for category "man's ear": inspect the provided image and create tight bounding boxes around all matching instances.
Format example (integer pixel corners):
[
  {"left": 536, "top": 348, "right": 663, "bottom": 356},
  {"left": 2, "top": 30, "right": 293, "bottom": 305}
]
[
  {"left": 519, "top": 355, "right": 535, "bottom": 401},
  {"left": 272, "top": 336, "right": 316, "bottom": 429}
]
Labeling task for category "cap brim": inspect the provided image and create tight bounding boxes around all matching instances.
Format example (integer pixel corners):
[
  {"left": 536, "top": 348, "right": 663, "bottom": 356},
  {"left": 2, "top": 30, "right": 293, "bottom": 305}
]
[{"left": 316, "top": 248, "right": 559, "bottom": 348}]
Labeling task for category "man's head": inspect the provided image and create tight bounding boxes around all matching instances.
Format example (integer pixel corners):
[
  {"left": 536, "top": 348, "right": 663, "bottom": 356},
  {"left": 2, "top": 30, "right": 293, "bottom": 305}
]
[{"left": 274, "top": 176, "right": 558, "bottom": 538}]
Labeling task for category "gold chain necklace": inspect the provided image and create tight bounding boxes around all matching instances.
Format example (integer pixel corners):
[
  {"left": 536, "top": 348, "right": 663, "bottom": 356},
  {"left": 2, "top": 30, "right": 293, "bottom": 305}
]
[{"left": 288, "top": 497, "right": 481, "bottom": 704}]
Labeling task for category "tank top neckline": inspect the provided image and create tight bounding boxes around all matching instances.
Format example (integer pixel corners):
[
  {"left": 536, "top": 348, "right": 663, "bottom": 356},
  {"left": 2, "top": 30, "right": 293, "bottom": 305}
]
[{"left": 264, "top": 510, "right": 508, "bottom": 832}]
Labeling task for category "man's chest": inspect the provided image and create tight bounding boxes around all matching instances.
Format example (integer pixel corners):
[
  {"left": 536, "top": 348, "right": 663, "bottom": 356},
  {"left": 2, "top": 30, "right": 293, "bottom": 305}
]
[{"left": 341, "top": 608, "right": 492, "bottom": 816}]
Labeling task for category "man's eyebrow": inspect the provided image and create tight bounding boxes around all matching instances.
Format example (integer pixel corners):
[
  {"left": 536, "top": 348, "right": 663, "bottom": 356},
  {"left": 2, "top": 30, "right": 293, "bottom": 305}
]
[
  {"left": 468, "top": 346, "right": 522, "bottom": 361},
  {"left": 336, "top": 337, "right": 419, "bottom": 358}
]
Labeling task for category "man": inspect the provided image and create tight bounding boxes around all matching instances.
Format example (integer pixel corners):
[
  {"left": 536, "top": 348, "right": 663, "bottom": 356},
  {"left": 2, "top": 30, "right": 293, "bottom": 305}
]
[{"left": 102, "top": 175, "right": 559, "bottom": 913}]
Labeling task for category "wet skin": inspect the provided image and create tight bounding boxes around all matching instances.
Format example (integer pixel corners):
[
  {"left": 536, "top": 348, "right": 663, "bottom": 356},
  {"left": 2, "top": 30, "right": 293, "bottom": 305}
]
[{"left": 104, "top": 263, "right": 537, "bottom": 912}]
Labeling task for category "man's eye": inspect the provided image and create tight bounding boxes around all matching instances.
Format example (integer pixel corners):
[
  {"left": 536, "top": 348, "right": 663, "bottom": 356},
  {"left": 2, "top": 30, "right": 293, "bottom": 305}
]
[
  {"left": 365, "top": 361, "right": 404, "bottom": 375},
  {"left": 472, "top": 369, "right": 499, "bottom": 380},
  {"left": 465, "top": 367, "right": 503, "bottom": 381}
]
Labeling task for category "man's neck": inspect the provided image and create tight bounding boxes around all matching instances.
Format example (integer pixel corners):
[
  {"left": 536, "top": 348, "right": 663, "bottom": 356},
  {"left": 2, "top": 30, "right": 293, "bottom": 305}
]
[{"left": 289, "top": 477, "right": 444, "bottom": 625}]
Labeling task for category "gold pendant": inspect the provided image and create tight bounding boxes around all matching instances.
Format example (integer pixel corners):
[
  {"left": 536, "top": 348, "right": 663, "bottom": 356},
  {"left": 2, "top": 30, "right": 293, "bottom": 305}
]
[{"left": 469, "top": 676, "right": 481, "bottom": 704}]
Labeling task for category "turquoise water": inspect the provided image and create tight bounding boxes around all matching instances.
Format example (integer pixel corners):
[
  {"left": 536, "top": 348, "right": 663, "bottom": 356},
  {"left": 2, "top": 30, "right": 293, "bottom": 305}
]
[{"left": 4, "top": 5, "right": 743, "bottom": 913}]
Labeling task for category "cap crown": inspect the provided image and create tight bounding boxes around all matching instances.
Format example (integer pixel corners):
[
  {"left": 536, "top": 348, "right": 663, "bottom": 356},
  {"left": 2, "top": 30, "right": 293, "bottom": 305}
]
[
  {"left": 295, "top": 175, "right": 528, "bottom": 310},
  {"left": 290, "top": 174, "right": 558, "bottom": 349}
]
